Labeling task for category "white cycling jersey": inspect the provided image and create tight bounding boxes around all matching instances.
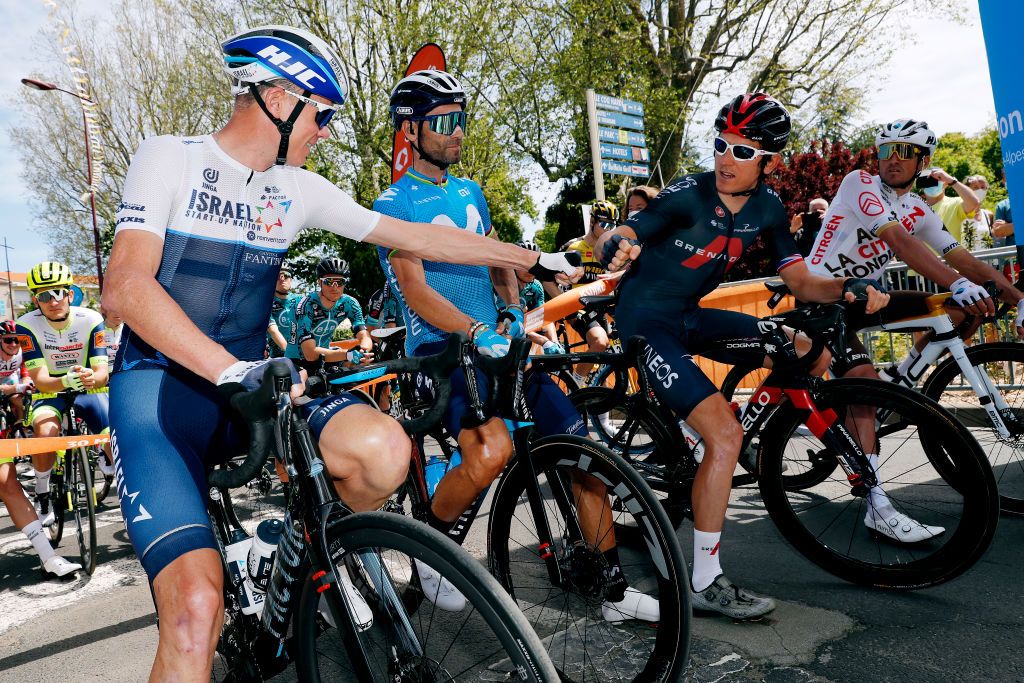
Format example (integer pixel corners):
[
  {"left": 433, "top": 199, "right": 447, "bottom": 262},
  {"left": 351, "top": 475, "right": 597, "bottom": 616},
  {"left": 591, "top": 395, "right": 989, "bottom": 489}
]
[
  {"left": 113, "top": 135, "right": 382, "bottom": 370},
  {"left": 807, "top": 170, "right": 963, "bottom": 279},
  {"left": 0, "top": 348, "right": 25, "bottom": 384}
]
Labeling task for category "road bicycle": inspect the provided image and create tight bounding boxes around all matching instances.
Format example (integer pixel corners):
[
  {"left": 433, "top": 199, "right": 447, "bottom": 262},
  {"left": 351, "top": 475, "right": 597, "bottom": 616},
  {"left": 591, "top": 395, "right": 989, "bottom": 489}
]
[
  {"left": 722, "top": 282, "right": 1024, "bottom": 515},
  {"left": 535, "top": 302, "right": 1000, "bottom": 589},
  {"left": 326, "top": 334, "right": 692, "bottom": 681},
  {"left": 207, "top": 339, "right": 557, "bottom": 682}
]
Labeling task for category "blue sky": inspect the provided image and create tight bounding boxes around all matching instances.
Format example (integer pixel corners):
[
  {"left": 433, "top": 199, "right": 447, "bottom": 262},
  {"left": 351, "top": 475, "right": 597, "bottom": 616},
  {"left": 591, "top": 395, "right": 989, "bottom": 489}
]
[{"left": 0, "top": 2, "right": 999, "bottom": 267}]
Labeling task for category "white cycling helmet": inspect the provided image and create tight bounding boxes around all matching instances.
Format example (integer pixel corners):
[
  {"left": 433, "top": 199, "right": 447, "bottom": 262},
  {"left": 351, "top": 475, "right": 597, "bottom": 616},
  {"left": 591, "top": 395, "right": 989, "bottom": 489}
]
[{"left": 875, "top": 119, "right": 937, "bottom": 155}]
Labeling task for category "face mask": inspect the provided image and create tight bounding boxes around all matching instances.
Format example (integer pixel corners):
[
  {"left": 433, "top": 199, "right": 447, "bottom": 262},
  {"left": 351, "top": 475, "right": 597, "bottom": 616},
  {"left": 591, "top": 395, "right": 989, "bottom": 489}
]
[
  {"left": 975, "top": 188, "right": 988, "bottom": 201},
  {"left": 922, "top": 185, "right": 945, "bottom": 198},
  {"left": 628, "top": 210, "right": 640, "bottom": 219}
]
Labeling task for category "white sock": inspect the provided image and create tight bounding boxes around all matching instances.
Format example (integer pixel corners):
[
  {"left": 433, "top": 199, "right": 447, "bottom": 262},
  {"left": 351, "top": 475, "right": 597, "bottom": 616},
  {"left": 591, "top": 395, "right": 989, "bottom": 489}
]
[
  {"left": 34, "top": 469, "right": 51, "bottom": 496},
  {"left": 23, "top": 520, "right": 55, "bottom": 563},
  {"left": 866, "top": 454, "right": 894, "bottom": 515},
  {"left": 691, "top": 529, "right": 722, "bottom": 592},
  {"left": 896, "top": 348, "right": 921, "bottom": 379}
]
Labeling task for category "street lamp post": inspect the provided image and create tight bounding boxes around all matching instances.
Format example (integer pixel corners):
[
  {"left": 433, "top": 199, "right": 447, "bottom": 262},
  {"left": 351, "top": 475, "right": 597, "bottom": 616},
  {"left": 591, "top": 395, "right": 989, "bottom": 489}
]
[{"left": 21, "top": 77, "right": 104, "bottom": 291}]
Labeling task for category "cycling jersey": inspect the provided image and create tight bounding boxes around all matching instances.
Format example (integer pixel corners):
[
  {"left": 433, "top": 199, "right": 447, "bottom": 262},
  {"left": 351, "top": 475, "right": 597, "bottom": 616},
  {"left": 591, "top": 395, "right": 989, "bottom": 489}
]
[
  {"left": 562, "top": 238, "right": 605, "bottom": 286},
  {"left": 283, "top": 292, "right": 365, "bottom": 360},
  {"left": 112, "top": 135, "right": 380, "bottom": 372},
  {"left": 373, "top": 168, "right": 497, "bottom": 356},
  {"left": 266, "top": 293, "right": 298, "bottom": 358},
  {"left": 0, "top": 349, "right": 27, "bottom": 385},
  {"left": 618, "top": 172, "right": 803, "bottom": 313},
  {"left": 367, "top": 284, "right": 401, "bottom": 327},
  {"left": 110, "top": 134, "right": 383, "bottom": 581},
  {"left": 16, "top": 308, "right": 107, "bottom": 382},
  {"left": 807, "top": 170, "right": 963, "bottom": 279},
  {"left": 519, "top": 280, "right": 544, "bottom": 310},
  {"left": 616, "top": 171, "right": 802, "bottom": 417},
  {"left": 106, "top": 322, "right": 123, "bottom": 361}
]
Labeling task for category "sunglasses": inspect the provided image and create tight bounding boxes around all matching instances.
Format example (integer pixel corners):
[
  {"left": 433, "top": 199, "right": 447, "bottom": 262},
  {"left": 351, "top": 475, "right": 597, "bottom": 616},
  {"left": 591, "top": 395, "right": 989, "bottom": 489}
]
[
  {"left": 877, "top": 142, "right": 920, "bottom": 161},
  {"left": 412, "top": 110, "right": 468, "bottom": 136},
  {"left": 713, "top": 136, "right": 777, "bottom": 162},
  {"left": 282, "top": 89, "right": 340, "bottom": 129},
  {"left": 1, "top": 337, "right": 18, "bottom": 345},
  {"left": 321, "top": 277, "right": 347, "bottom": 287},
  {"left": 279, "top": 271, "right": 293, "bottom": 279},
  {"left": 596, "top": 220, "right": 617, "bottom": 230},
  {"left": 35, "top": 288, "right": 70, "bottom": 303}
]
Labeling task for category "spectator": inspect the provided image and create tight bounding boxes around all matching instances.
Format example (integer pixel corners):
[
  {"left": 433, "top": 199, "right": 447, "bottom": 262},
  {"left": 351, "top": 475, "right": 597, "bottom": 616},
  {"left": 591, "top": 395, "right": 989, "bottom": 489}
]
[
  {"left": 788, "top": 197, "right": 828, "bottom": 256},
  {"left": 919, "top": 167, "right": 981, "bottom": 245},
  {"left": 626, "top": 185, "right": 659, "bottom": 218},
  {"left": 993, "top": 193, "right": 1022, "bottom": 272},
  {"left": 960, "top": 175, "right": 994, "bottom": 251}
]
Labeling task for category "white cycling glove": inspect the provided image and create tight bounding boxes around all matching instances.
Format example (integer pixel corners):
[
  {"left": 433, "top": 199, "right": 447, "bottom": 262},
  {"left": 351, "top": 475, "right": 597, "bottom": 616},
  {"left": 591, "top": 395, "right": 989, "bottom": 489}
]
[
  {"left": 949, "top": 277, "right": 990, "bottom": 309},
  {"left": 61, "top": 371, "right": 85, "bottom": 392},
  {"left": 217, "top": 358, "right": 298, "bottom": 391}
]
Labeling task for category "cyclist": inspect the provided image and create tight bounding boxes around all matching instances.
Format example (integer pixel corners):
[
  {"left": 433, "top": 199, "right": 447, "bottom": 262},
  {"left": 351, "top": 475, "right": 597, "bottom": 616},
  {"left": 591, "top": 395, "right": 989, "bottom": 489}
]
[
  {"left": 598, "top": 93, "right": 889, "bottom": 619},
  {"left": 366, "top": 279, "right": 401, "bottom": 331},
  {"left": 0, "top": 320, "right": 31, "bottom": 426},
  {"left": 375, "top": 68, "right": 657, "bottom": 622},
  {"left": 561, "top": 200, "right": 617, "bottom": 382},
  {"left": 804, "top": 119, "right": 1024, "bottom": 540},
  {"left": 265, "top": 261, "right": 297, "bottom": 357},
  {"left": 283, "top": 256, "right": 371, "bottom": 373},
  {"left": 516, "top": 240, "right": 562, "bottom": 354},
  {"left": 15, "top": 262, "right": 110, "bottom": 528},
  {"left": 102, "top": 25, "right": 579, "bottom": 681}
]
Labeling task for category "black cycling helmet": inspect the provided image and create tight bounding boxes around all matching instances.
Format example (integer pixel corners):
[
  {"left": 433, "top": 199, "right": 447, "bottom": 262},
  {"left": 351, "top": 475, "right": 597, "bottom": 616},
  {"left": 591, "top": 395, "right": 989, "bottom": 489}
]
[
  {"left": 590, "top": 200, "right": 620, "bottom": 224},
  {"left": 389, "top": 69, "right": 466, "bottom": 130},
  {"left": 0, "top": 320, "right": 16, "bottom": 336},
  {"left": 714, "top": 93, "right": 791, "bottom": 153},
  {"left": 316, "top": 256, "right": 350, "bottom": 279}
]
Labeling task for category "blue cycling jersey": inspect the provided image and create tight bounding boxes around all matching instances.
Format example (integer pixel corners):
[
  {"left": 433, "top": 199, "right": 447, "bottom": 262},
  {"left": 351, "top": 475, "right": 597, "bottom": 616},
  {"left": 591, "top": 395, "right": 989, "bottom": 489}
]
[
  {"left": 619, "top": 171, "right": 803, "bottom": 312},
  {"left": 373, "top": 168, "right": 497, "bottom": 356},
  {"left": 266, "top": 292, "right": 298, "bottom": 357},
  {"left": 283, "top": 292, "right": 365, "bottom": 360},
  {"left": 519, "top": 280, "right": 544, "bottom": 310}
]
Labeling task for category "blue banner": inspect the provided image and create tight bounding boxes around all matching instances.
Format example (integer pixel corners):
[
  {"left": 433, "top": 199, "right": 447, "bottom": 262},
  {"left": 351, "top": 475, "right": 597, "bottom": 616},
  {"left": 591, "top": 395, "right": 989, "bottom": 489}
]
[
  {"left": 599, "top": 127, "right": 646, "bottom": 148},
  {"left": 595, "top": 93, "right": 644, "bottom": 117},
  {"left": 596, "top": 110, "right": 645, "bottom": 131},
  {"left": 600, "top": 143, "right": 650, "bottom": 163},
  {"left": 601, "top": 159, "right": 649, "bottom": 177},
  {"left": 980, "top": 2, "right": 1024, "bottom": 218}
]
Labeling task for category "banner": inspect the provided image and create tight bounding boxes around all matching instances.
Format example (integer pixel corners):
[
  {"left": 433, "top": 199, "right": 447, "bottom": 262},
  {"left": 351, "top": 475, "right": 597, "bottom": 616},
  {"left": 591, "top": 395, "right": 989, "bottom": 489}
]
[
  {"left": 391, "top": 44, "right": 446, "bottom": 183},
  {"left": 0, "top": 433, "right": 109, "bottom": 459},
  {"left": 980, "top": 2, "right": 1024, "bottom": 216}
]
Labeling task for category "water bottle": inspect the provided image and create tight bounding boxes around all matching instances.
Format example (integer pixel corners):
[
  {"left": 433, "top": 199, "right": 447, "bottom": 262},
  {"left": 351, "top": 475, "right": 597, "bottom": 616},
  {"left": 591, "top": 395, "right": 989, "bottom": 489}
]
[
  {"left": 261, "top": 512, "right": 305, "bottom": 639},
  {"left": 224, "top": 529, "right": 262, "bottom": 616},
  {"left": 248, "top": 519, "right": 285, "bottom": 593},
  {"left": 425, "top": 451, "right": 462, "bottom": 498}
]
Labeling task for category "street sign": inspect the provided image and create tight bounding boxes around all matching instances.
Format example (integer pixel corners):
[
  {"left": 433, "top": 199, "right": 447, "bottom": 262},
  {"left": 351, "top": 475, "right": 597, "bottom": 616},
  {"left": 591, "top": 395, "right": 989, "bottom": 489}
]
[
  {"left": 594, "top": 94, "right": 644, "bottom": 117},
  {"left": 600, "top": 143, "right": 649, "bottom": 163},
  {"left": 598, "top": 127, "right": 646, "bottom": 148},
  {"left": 601, "top": 160, "right": 649, "bottom": 177},
  {"left": 595, "top": 110, "right": 644, "bottom": 131}
]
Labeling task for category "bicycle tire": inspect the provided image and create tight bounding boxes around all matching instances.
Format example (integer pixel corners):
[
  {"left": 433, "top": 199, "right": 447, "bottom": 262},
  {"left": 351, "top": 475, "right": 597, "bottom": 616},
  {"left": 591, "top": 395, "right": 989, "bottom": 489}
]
[
  {"left": 920, "top": 342, "right": 1024, "bottom": 515},
  {"left": 78, "top": 423, "right": 112, "bottom": 504},
  {"left": 68, "top": 447, "right": 98, "bottom": 574},
  {"left": 488, "top": 434, "right": 691, "bottom": 681},
  {"left": 294, "top": 511, "right": 557, "bottom": 682},
  {"left": 721, "top": 364, "right": 837, "bottom": 489},
  {"left": 44, "top": 463, "right": 65, "bottom": 545},
  {"left": 758, "top": 378, "right": 999, "bottom": 588}
]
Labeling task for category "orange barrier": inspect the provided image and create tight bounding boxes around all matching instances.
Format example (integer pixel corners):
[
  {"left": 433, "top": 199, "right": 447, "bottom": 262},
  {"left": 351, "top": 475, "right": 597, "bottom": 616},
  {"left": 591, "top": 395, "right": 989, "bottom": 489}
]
[
  {"left": 0, "top": 433, "right": 109, "bottom": 459},
  {"left": 329, "top": 338, "right": 360, "bottom": 350},
  {"left": 352, "top": 374, "right": 397, "bottom": 393},
  {"left": 525, "top": 275, "right": 621, "bottom": 333}
]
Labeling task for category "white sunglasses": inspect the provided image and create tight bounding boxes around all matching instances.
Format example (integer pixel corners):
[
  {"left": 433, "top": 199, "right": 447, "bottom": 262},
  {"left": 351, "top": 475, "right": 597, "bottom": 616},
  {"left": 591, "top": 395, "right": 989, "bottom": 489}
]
[{"left": 281, "top": 89, "right": 341, "bottom": 128}]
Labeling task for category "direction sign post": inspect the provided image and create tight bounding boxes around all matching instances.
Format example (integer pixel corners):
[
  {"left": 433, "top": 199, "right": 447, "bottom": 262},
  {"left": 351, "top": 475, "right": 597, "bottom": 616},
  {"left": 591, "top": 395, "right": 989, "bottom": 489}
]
[
  {"left": 585, "top": 89, "right": 605, "bottom": 201},
  {"left": 587, "top": 89, "right": 648, "bottom": 195}
]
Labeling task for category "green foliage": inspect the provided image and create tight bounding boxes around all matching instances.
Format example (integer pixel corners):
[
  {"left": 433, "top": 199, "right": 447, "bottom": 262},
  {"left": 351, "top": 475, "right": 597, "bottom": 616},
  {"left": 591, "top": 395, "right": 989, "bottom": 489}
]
[
  {"left": 532, "top": 222, "right": 560, "bottom": 253},
  {"left": 931, "top": 128, "right": 1006, "bottom": 210}
]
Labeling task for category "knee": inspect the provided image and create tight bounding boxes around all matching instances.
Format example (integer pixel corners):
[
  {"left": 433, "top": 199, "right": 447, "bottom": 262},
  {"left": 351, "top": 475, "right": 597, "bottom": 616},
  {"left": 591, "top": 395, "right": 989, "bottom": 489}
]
[
  {"left": 331, "top": 417, "right": 410, "bottom": 493},
  {"left": 462, "top": 434, "right": 512, "bottom": 487},
  {"left": 588, "top": 331, "right": 608, "bottom": 350},
  {"left": 810, "top": 348, "right": 832, "bottom": 377},
  {"left": 704, "top": 415, "right": 743, "bottom": 458},
  {"left": 846, "top": 363, "right": 878, "bottom": 379},
  {"left": 160, "top": 575, "right": 223, "bottom": 652}
]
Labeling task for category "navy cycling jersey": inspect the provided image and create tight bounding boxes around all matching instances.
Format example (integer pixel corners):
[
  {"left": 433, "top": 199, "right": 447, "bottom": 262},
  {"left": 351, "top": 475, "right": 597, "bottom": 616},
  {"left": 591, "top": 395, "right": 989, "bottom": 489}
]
[
  {"left": 619, "top": 171, "right": 803, "bottom": 311},
  {"left": 366, "top": 283, "right": 401, "bottom": 327}
]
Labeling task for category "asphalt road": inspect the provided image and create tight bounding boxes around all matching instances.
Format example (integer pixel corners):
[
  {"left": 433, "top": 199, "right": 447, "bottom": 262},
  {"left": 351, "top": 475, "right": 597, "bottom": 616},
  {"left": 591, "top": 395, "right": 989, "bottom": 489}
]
[{"left": 1, "top": 481, "right": 1023, "bottom": 682}]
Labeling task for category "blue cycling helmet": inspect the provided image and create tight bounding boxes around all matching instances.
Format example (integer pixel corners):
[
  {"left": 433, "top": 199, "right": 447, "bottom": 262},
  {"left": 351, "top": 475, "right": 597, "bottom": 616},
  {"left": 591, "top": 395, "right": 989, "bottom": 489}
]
[{"left": 222, "top": 25, "right": 348, "bottom": 164}]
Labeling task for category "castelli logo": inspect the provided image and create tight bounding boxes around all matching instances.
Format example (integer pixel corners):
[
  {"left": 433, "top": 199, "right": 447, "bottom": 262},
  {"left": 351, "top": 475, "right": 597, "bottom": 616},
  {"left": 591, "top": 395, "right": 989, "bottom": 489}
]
[
  {"left": 859, "top": 192, "right": 884, "bottom": 216},
  {"left": 715, "top": 206, "right": 725, "bottom": 218}
]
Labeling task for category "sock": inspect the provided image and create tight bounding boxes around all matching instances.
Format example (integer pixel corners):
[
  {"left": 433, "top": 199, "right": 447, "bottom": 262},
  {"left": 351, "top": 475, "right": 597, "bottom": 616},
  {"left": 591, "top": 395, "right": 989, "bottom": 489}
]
[
  {"left": 23, "top": 520, "right": 55, "bottom": 564},
  {"left": 34, "top": 469, "right": 51, "bottom": 496},
  {"left": 426, "top": 505, "right": 456, "bottom": 537},
  {"left": 896, "top": 348, "right": 922, "bottom": 380},
  {"left": 691, "top": 529, "right": 722, "bottom": 592},
  {"left": 866, "top": 454, "right": 894, "bottom": 515},
  {"left": 601, "top": 547, "right": 628, "bottom": 602}
]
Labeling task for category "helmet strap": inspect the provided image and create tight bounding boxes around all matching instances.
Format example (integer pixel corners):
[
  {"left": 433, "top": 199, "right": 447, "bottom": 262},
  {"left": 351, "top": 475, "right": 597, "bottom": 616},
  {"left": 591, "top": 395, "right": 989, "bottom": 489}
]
[
  {"left": 249, "top": 84, "right": 309, "bottom": 166},
  {"left": 409, "top": 121, "right": 451, "bottom": 171}
]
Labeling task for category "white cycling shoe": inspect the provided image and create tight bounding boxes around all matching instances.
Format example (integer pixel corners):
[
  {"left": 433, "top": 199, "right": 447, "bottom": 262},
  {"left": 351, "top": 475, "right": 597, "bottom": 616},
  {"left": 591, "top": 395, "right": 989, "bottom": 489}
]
[
  {"left": 415, "top": 558, "right": 467, "bottom": 612},
  {"left": 34, "top": 495, "right": 55, "bottom": 527},
  {"left": 320, "top": 569, "right": 373, "bottom": 631},
  {"left": 864, "top": 506, "right": 945, "bottom": 544},
  {"left": 43, "top": 556, "right": 81, "bottom": 578},
  {"left": 97, "top": 457, "right": 116, "bottom": 477},
  {"left": 601, "top": 586, "right": 660, "bottom": 624}
]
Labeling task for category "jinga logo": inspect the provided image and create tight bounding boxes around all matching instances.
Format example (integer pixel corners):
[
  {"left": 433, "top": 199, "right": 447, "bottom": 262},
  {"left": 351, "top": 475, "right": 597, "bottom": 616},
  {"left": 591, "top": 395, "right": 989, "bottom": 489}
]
[
  {"left": 641, "top": 344, "right": 679, "bottom": 389},
  {"left": 203, "top": 168, "right": 219, "bottom": 184}
]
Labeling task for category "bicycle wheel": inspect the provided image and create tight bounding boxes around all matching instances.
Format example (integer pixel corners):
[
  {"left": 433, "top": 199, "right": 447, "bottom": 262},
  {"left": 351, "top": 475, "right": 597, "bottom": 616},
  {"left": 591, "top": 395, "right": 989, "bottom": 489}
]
[
  {"left": 570, "top": 385, "right": 657, "bottom": 457},
  {"left": 758, "top": 378, "right": 998, "bottom": 588},
  {"left": 294, "top": 511, "right": 557, "bottom": 682},
  {"left": 78, "top": 423, "right": 112, "bottom": 504},
  {"left": 44, "top": 462, "right": 66, "bottom": 544},
  {"left": 488, "top": 434, "right": 690, "bottom": 681},
  {"left": 721, "top": 364, "right": 837, "bottom": 489},
  {"left": 67, "top": 448, "right": 98, "bottom": 574},
  {"left": 921, "top": 342, "right": 1024, "bottom": 515}
]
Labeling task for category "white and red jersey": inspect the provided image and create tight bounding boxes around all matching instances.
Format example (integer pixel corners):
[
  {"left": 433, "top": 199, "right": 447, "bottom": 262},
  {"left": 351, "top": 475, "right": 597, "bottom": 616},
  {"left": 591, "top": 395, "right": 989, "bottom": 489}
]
[
  {"left": 807, "top": 170, "right": 963, "bottom": 280},
  {"left": 0, "top": 347, "right": 27, "bottom": 385}
]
